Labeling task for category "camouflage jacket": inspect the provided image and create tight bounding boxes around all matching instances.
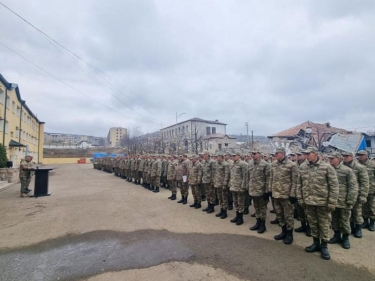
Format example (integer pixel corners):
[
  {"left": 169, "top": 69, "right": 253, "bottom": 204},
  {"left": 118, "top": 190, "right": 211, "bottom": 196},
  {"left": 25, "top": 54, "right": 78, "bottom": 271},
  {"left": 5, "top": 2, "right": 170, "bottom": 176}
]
[
  {"left": 151, "top": 159, "right": 162, "bottom": 177},
  {"left": 344, "top": 160, "right": 369, "bottom": 202},
  {"left": 358, "top": 159, "right": 375, "bottom": 195},
  {"left": 167, "top": 160, "right": 178, "bottom": 181},
  {"left": 202, "top": 158, "right": 216, "bottom": 184},
  {"left": 213, "top": 160, "right": 230, "bottom": 188},
  {"left": 19, "top": 159, "right": 36, "bottom": 178},
  {"left": 248, "top": 159, "right": 270, "bottom": 197},
  {"left": 270, "top": 157, "right": 298, "bottom": 199},
  {"left": 297, "top": 158, "right": 339, "bottom": 208},
  {"left": 229, "top": 160, "right": 248, "bottom": 192},
  {"left": 161, "top": 160, "right": 168, "bottom": 177},
  {"left": 189, "top": 161, "right": 203, "bottom": 185},
  {"left": 176, "top": 159, "right": 190, "bottom": 181},
  {"left": 332, "top": 162, "right": 358, "bottom": 209},
  {"left": 138, "top": 159, "right": 145, "bottom": 172}
]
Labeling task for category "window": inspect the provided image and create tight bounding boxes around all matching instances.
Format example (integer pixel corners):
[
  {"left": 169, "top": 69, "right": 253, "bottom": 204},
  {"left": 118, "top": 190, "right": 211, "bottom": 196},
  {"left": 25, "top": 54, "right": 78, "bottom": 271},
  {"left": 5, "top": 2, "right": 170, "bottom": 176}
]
[
  {"left": 0, "top": 120, "right": 3, "bottom": 131},
  {"left": 0, "top": 89, "right": 4, "bottom": 104},
  {"left": 206, "top": 127, "right": 211, "bottom": 135},
  {"left": 225, "top": 143, "right": 228, "bottom": 147},
  {"left": 11, "top": 131, "right": 14, "bottom": 137},
  {"left": 366, "top": 140, "right": 371, "bottom": 147},
  {"left": 212, "top": 127, "right": 216, "bottom": 134},
  {"left": 6, "top": 97, "right": 10, "bottom": 109},
  {"left": 5, "top": 121, "right": 9, "bottom": 133}
]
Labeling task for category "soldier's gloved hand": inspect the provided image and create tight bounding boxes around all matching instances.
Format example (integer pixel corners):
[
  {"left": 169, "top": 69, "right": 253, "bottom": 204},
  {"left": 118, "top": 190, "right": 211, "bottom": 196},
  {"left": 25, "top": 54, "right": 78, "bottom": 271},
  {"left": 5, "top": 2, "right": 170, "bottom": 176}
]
[
  {"left": 263, "top": 193, "right": 269, "bottom": 201},
  {"left": 326, "top": 205, "right": 335, "bottom": 212},
  {"left": 289, "top": 197, "right": 297, "bottom": 204},
  {"left": 360, "top": 197, "right": 367, "bottom": 204}
]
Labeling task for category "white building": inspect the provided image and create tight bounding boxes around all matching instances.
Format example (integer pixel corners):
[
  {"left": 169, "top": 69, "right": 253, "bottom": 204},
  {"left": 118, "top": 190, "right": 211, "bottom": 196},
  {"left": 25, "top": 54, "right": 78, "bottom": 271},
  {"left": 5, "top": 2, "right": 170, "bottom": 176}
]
[
  {"left": 160, "top": 117, "right": 227, "bottom": 153},
  {"left": 202, "top": 134, "right": 238, "bottom": 154},
  {"left": 107, "top": 127, "right": 127, "bottom": 148}
]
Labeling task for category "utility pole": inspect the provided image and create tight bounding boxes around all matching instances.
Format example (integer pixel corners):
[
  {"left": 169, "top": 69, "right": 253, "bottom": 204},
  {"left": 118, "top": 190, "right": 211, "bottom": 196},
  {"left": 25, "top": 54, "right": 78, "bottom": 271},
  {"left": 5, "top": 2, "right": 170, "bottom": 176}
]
[
  {"left": 251, "top": 130, "right": 254, "bottom": 150},
  {"left": 245, "top": 122, "right": 249, "bottom": 148}
]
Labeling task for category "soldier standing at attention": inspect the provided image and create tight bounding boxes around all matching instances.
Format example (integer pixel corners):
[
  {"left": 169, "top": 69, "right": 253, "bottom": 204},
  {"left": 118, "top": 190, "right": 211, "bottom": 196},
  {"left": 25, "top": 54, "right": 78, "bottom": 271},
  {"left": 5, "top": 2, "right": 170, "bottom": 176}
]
[
  {"left": 248, "top": 149, "right": 270, "bottom": 234},
  {"left": 176, "top": 154, "right": 190, "bottom": 204},
  {"left": 229, "top": 152, "right": 248, "bottom": 226},
  {"left": 342, "top": 151, "right": 369, "bottom": 238},
  {"left": 201, "top": 151, "right": 217, "bottom": 214},
  {"left": 328, "top": 152, "right": 358, "bottom": 249},
  {"left": 269, "top": 147, "right": 298, "bottom": 245},
  {"left": 19, "top": 155, "right": 36, "bottom": 197},
  {"left": 225, "top": 152, "right": 234, "bottom": 210},
  {"left": 167, "top": 155, "right": 178, "bottom": 200},
  {"left": 213, "top": 152, "right": 230, "bottom": 219},
  {"left": 189, "top": 155, "right": 203, "bottom": 209},
  {"left": 297, "top": 147, "right": 339, "bottom": 260},
  {"left": 357, "top": 150, "right": 375, "bottom": 232}
]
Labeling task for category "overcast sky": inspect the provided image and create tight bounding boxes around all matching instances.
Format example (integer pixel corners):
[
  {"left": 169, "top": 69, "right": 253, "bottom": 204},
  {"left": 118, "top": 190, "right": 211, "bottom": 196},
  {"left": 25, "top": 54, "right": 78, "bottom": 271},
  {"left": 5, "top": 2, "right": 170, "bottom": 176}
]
[{"left": 1, "top": 0, "right": 374, "bottom": 137}]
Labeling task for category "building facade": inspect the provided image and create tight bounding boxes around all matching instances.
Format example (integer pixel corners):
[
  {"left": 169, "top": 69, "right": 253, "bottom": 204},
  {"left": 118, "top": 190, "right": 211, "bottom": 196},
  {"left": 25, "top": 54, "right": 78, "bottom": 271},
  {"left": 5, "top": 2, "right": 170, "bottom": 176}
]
[
  {"left": 0, "top": 74, "right": 44, "bottom": 166},
  {"left": 202, "top": 134, "right": 237, "bottom": 154},
  {"left": 107, "top": 127, "right": 127, "bottom": 147},
  {"left": 44, "top": 132, "right": 105, "bottom": 147},
  {"left": 160, "top": 117, "right": 227, "bottom": 153}
]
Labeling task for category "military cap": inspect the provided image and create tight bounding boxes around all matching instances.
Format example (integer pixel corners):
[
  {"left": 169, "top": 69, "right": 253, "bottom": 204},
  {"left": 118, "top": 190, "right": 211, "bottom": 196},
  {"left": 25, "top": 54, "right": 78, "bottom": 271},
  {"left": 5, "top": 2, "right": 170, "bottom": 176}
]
[
  {"left": 25, "top": 155, "right": 33, "bottom": 158},
  {"left": 328, "top": 151, "right": 342, "bottom": 159},
  {"left": 341, "top": 151, "right": 353, "bottom": 156},
  {"left": 356, "top": 150, "right": 368, "bottom": 156},
  {"left": 288, "top": 152, "right": 296, "bottom": 156},
  {"left": 183, "top": 153, "right": 188, "bottom": 157},
  {"left": 202, "top": 150, "right": 210, "bottom": 155},
  {"left": 251, "top": 148, "right": 261, "bottom": 154},
  {"left": 232, "top": 152, "right": 241, "bottom": 156},
  {"left": 217, "top": 152, "right": 224, "bottom": 157},
  {"left": 224, "top": 151, "right": 231, "bottom": 155},
  {"left": 296, "top": 150, "right": 304, "bottom": 155},
  {"left": 275, "top": 147, "right": 286, "bottom": 153},
  {"left": 303, "top": 147, "right": 319, "bottom": 154},
  {"left": 191, "top": 155, "right": 199, "bottom": 159}
]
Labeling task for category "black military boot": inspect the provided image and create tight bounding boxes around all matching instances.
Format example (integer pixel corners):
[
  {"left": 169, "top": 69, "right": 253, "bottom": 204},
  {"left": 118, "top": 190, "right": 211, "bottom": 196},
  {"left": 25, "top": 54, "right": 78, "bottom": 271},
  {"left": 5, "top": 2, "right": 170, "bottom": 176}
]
[
  {"left": 202, "top": 203, "right": 210, "bottom": 212},
  {"left": 250, "top": 218, "right": 261, "bottom": 231},
  {"left": 353, "top": 224, "right": 362, "bottom": 238},
  {"left": 231, "top": 211, "right": 239, "bottom": 223},
  {"left": 305, "top": 237, "right": 320, "bottom": 253},
  {"left": 306, "top": 223, "right": 312, "bottom": 237},
  {"left": 270, "top": 218, "right": 279, "bottom": 225},
  {"left": 220, "top": 210, "right": 228, "bottom": 219},
  {"left": 182, "top": 196, "right": 188, "bottom": 205},
  {"left": 194, "top": 202, "right": 202, "bottom": 209},
  {"left": 342, "top": 234, "right": 350, "bottom": 249},
  {"left": 168, "top": 194, "right": 173, "bottom": 199},
  {"left": 274, "top": 225, "right": 287, "bottom": 240},
  {"left": 153, "top": 187, "right": 159, "bottom": 193},
  {"left": 177, "top": 197, "right": 184, "bottom": 203},
  {"left": 228, "top": 201, "right": 233, "bottom": 210},
  {"left": 216, "top": 208, "right": 224, "bottom": 217},
  {"left": 207, "top": 203, "right": 215, "bottom": 214},
  {"left": 170, "top": 194, "right": 176, "bottom": 200},
  {"left": 369, "top": 219, "right": 375, "bottom": 231},
  {"left": 329, "top": 230, "right": 342, "bottom": 244},
  {"left": 295, "top": 222, "right": 307, "bottom": 233},
  {"left": 190, "top": 201, "right": 197, "bottom": 208},
  {"left": 243, "top": 207, "right": 249, "bottom": 215},
  {"left": 257, "top": 220, "right": 266, "bottom": 234},
  {"left": 236, "top": 213, "right": 244, "bottom": 225},
  {"left": 320, "top": 241, "right": 330, "bottom": 260},
  {"left": 361, "top": 217, "right": 369, "bottom": 229},
  {"left": 284, "top": 229, "right": 294, "bottom": 245}
]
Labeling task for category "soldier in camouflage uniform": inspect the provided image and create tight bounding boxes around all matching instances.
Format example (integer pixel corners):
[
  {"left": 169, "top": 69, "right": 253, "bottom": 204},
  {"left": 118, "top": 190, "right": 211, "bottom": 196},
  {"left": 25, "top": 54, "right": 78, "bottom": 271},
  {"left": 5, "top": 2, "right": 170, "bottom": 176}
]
[
  {"left": 248, "top": 149, "right": 270, "bottom": 234},
  {"left": 229, "top": 152, "right": 248, "bottom": 225},
  {"left": 176, "top": 154, "right": 190, "bottom": 204},
  {"left": 328, "top": 152, "right": 358, "bottom": 249},
  {"left": 213, "top": 152, "right": 230, "bottom": 219},
  {"left": 167, "top": 155, "right": 178, "bottom": 200},
  {"left": 297, "top": 147, "right": 339, "bottom": 260},
  {"left": 201, "top": 151, "right": 217, "bottom": 214},
  {"left": 342, "top": 151, "right": 369, "bottom": 238},
  {"left": 19, "top": 155, "right": 36, "bottom": 197},
  {"left": 357, "top": 150, "right": 375, "bottom": 232},
  {"left": 225, "top": 152, "right": 234, "bottom": 210},
  {"left": 136, "top": 156, "right": 145, "bottom": 185},
  {"left": 151, "top": 155, "right": 162, "bottom": 192},
  {"left": 161, "top": 155, "right": 168, "bottom": 188},
  {"left": 189, "top": 155, "right": 203, "bottom": 209},
  {"left": 270, "top": 147, "right": 298, "bottom": 245}
]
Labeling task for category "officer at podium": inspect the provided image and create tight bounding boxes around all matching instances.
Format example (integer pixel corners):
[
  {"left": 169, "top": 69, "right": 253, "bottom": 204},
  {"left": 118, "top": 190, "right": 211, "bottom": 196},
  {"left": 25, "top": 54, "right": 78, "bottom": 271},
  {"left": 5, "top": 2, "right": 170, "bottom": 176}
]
[{"left": 19, "top": 155, "right": 36, "bottom": 197}]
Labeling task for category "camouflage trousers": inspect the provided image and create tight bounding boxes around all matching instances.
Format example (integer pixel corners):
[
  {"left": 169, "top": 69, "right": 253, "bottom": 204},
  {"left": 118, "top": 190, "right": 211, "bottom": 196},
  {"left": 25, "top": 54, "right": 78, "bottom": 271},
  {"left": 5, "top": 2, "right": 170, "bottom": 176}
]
[
  {"left": 152, "top": 176, "right": 160, "bottom": 188},
  {"left": 295, "top": 202, "right": 307, "bottom": 223},
  {"left": 137, "top": 171, "right": 143, "bottom": 182},
  {"left": 305, "top": 205, "right": 332, "bottom": 242},
  {"left": 252, "top": 196, "right": 268, "bottom": 220},
  {"left": 363, "top": 194, "right": 375, "bottom": 220},
  {"left": 332, "top": 208, "right": 352, "bottom": 234},
  {"left": 20, "top": 176, "right": 31, "bottom": 193},
  {"left": 202, "top": 183, "right": 215, "bottom": 204},
  {"left": 351, "top": 200, "right": 364, "bottom": 225},
  {"left": 232, "top": 191, "right": 246, "bottom": 213},
  {"left": 273, "top": 198, "right": 294, "bottom": 230},
  {"left": 177, "top": 181, "right": 189, "bottom": 197},
  {"left": 167, "top": 180, "right": 176, "bottom": 195},
  {"left": 191, "top": 184, "right": 202, "bottom": 203},
  {"left": 216, "top": 187, "right": 229, "bottom": 210}
]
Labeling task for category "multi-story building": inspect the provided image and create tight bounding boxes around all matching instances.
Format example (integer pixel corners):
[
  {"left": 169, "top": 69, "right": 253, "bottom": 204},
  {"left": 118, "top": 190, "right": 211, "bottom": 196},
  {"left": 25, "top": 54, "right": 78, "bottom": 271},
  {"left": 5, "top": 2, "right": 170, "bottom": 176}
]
[
  {"left": 160, "top": 117, "right": 227, "bottom": 153},
  {"left": 0, "top": 74, "right": 44, "bottom": 165},
  {"left": 44, "top": 132, "right": 105, "bottom": 147},
  {"left": 107, "top": 127, "right": 127, "bottom": 147}
]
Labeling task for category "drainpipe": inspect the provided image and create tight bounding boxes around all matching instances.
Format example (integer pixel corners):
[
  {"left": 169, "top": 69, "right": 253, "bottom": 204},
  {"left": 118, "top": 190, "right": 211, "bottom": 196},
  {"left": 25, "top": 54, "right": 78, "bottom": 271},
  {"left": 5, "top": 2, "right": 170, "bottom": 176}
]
[
  {"left": 2, "top": 88, "right": 7, "bottom": 145},
  {"left": 18, "top": 102, "right": 23, "bottom": 141}
]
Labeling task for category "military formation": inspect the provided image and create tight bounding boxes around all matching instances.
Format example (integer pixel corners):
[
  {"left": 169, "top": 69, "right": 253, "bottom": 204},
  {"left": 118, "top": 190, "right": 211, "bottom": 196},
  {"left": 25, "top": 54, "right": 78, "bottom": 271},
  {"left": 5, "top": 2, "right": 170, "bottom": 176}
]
[{"left": 93, "top": 148, "right": 375, "bottom": 261}]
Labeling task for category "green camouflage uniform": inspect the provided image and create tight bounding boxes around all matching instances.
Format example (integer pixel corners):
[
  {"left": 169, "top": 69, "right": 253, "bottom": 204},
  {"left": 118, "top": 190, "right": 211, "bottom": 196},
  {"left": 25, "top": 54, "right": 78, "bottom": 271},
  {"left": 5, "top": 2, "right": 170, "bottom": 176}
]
[
  {"left": 213, "top": 160, "right": 230, "bottom": 210},
  {"left": 167, "top": 159, "right": 178, "bottom": 195},
  {"left": 189, "top": 160, "right": 203, "bottom": 203},
  {"left": 176, "top": 158, "right": 190, "bottom": 197},
  {"left": 229, "top": 159, "right": 248, "bottom": 213},
  {"left": 359, "top": 159, "right": 375, "bottom": 220},
  {"left": 202, "top": 158, "right": 216, "bottom": 204},
  {"left": 19, "top": 159, "right": 36, "bottom": 193}
]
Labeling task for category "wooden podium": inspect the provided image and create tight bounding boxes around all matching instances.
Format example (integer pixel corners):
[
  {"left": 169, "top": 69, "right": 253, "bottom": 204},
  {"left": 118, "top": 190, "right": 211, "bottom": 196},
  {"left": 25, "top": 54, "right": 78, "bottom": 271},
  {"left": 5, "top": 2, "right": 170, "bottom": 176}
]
[{"left": 31, "top": 167, "right": 53, "bottom": 197}]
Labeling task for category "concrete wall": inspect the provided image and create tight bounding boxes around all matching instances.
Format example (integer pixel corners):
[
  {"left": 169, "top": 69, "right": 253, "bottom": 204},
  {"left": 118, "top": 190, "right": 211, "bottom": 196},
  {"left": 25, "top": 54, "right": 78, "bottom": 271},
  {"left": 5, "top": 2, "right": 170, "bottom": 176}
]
[{"left": 42, "top": 158, "right": 92, "bottom": 165}]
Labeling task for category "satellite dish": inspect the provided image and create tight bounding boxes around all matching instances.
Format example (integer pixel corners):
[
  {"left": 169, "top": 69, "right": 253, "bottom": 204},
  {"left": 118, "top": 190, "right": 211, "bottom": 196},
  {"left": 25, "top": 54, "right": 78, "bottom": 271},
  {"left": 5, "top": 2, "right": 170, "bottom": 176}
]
[
  {"left": 305, "top": 127, "right": 312, "bottom": 134},
  {"left": 322, "top": 141, "right": 329, "bottom": 147}
]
